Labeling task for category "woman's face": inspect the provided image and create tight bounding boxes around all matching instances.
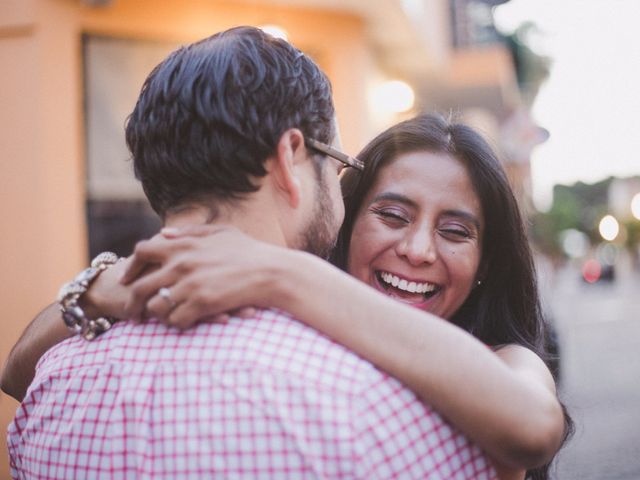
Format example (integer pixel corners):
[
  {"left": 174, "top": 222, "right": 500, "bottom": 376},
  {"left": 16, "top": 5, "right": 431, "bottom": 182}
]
[{"left": 347, "top": 150, "right": 484, "bottom": 320}]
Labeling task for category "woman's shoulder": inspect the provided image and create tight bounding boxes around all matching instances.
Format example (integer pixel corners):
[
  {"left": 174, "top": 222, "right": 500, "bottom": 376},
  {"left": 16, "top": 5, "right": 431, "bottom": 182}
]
[{"left": 494, "top": 343, "right": 556, "bottom": 392}]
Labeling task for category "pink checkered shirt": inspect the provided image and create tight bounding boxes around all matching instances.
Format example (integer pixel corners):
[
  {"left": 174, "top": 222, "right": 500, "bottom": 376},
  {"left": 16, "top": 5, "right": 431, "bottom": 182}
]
[{"left": 8, "top": 309, "right": 496, "bottom": 479}]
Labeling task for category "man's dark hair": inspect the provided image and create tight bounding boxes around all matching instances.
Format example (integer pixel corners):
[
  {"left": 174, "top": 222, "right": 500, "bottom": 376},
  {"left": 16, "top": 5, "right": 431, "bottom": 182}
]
[{"left": 125, "top": 26, "right": 335, "bottom": 218}]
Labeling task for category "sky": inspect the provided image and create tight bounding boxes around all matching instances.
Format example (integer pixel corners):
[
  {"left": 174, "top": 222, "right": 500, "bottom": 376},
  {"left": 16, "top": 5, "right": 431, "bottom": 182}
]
[{"left": 494, "top": 0, "right": 640, "bottom": 210}]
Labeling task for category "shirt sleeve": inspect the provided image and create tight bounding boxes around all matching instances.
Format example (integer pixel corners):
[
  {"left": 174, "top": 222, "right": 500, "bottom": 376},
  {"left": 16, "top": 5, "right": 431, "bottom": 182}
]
[{"left": 352, "top": 373, "right": 496, "bottom": 480}]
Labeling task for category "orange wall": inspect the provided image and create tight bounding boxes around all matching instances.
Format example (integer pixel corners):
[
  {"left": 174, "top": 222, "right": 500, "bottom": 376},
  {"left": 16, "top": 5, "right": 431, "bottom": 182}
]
[
  {"left": 76, "top": 0, "right": 373, "bottom": 153},
  {"left": 0, "top": 1, "right": 373, "bottom": 476},
  {"left": 0, "top": 1, "right": 87, "bottom": 475}
]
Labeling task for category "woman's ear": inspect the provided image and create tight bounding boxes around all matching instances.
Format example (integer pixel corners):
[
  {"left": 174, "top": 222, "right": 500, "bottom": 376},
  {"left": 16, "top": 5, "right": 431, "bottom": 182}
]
[
  {"left": 475, "top": 260, "right": 488, "bottom": 287},
  {"left": 269, "top": 128, "right": 307, "bottom": 209}
]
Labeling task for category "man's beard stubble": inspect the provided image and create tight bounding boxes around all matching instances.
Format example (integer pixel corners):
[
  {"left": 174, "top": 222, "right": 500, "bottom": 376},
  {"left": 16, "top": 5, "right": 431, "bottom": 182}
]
[{"left": 299, "top": 171, "right": 339, "bottom": 260}]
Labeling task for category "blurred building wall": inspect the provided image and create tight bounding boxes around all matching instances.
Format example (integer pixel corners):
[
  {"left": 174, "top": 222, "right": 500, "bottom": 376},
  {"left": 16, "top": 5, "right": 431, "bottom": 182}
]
[{"left": 1, "top": 3, "right": 88, "bottom": 475}]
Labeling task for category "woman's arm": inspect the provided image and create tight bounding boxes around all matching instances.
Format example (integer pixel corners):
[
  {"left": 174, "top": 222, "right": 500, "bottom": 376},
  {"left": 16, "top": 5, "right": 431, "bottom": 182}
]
[
  {"left": 276, "top": 253, "right": 564, "bottom": 469},
  {"left": 123, "top": 227, "right": 566, "bottom": 469},
  {"left": 1, "top": 304, "right": 72, "bottom": 400}
]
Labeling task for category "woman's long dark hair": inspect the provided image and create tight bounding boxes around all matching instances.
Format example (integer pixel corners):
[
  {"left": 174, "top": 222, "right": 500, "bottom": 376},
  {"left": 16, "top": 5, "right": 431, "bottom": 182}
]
[{"left": 331, "top": 113, "right": 572, "bottom": 479}]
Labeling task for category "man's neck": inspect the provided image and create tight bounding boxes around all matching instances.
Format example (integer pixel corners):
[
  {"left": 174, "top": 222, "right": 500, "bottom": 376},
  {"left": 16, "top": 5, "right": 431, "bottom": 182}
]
[{"left": 163, "top": 203, "right": 288, "bottom": 248}]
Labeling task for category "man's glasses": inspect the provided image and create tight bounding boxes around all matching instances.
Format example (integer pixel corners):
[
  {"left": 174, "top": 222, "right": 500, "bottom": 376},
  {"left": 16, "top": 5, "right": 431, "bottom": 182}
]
[{"left": 305, "top": 138, "right": 364, "bottom": 171}]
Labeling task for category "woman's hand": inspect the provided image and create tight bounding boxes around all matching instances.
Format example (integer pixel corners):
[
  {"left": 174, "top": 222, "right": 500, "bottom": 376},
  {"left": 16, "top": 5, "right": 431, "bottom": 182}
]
[
  {"left": 121, "top": 225, "right": 283, "bottom": 329},
  {"left": 81, "top": 257, "right": 132, "bottom": 320}
]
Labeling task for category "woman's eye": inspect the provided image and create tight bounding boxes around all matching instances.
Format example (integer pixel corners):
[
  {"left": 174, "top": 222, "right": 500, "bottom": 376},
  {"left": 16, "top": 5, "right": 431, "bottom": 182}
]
[
  {"left": 372, "top": 207, "right": 408, "bottom": 223},
  {"left": 440, "top": 227, "right": 472, "bottom": 239}
]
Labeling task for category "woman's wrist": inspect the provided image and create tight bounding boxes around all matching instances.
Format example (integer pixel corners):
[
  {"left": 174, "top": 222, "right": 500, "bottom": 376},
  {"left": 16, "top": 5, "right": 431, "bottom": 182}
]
[
  {"left": 264, "top": 248, "right": 300, "bottom": 311},
  {"left": 80, "top": 277, "right": 118, "bottom": 319},
  {"left": 265, "top": 249, "right": 322, "bottom": 315},
  {"left": 79, "top": 258, "right": 129, "bottom": 320}
]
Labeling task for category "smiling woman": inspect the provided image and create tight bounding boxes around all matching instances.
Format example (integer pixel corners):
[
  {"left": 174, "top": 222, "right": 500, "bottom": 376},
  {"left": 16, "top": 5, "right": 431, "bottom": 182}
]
[{"left": 334, "top": 114, "right": 545, "bottom": 350}]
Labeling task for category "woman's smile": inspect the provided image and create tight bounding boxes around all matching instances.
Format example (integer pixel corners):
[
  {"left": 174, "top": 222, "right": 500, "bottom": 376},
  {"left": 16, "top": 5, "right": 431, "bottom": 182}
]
[{"left": 372, "top": 270, "right": 441, "bottom": 308}]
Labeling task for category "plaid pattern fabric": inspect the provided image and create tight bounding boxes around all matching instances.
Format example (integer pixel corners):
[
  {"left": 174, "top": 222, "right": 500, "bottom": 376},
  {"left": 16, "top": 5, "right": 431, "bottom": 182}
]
[{"left": 8, "top": 309, "right": 496, "bottom": 479}]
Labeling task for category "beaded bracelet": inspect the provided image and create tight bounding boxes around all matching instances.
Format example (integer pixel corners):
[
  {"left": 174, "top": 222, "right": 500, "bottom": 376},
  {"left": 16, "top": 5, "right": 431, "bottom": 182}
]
[{"left": 57, "top": 251, "right": 119, "bottom": 340}]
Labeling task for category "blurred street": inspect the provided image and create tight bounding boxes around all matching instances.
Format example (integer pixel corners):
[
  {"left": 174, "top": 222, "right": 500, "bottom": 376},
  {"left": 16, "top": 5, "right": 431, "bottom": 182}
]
[{"left": 548, "top": 257, "right": 640, "bottom": 479}]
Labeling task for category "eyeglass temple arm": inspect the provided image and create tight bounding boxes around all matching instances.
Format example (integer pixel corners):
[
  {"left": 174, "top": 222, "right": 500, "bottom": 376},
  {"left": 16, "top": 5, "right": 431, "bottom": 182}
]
[{"left": 306, "top": 138, "right": 364, "bottom": 171}]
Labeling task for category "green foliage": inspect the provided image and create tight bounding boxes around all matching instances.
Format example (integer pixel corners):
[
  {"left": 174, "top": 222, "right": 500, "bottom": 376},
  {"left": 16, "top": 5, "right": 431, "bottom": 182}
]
[
  {"left": 532, "top": 178, "right": 614, "bottom": 257},
  {"left": 625, "top": 219, "right": 640, "bottom": 249},
  {"left": 503, "top": 22, "right": 552, "bottom": 105}
]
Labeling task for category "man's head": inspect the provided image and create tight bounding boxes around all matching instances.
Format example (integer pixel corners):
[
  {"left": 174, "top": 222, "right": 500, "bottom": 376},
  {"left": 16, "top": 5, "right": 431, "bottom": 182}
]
[{"left": 125, "top": 26, "right": 344, "bottom": 256}]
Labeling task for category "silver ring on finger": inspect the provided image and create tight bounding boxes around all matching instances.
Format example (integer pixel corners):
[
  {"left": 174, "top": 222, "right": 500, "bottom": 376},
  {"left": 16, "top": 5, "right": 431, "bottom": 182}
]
[{"left": 158, "top": 287, "right": 177, "bottom": 309}]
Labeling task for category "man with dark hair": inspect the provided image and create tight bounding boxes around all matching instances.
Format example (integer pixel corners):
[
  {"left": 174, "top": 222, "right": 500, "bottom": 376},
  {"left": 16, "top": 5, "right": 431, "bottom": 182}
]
[
  {"left": 6, "top": 27, "right": 494, "bottom": 478},
  {"left": 126, "top": 26, "right": 341, "bottom": 258}
]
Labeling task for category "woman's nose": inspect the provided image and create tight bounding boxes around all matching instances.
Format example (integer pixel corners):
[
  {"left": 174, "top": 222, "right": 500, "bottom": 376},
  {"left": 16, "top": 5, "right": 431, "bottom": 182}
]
[{"left": 395, "top": 228, "right": 437, "bottom": 266}]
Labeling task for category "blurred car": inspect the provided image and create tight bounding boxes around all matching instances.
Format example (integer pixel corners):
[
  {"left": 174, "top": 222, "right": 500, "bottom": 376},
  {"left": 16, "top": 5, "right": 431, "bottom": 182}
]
[{"left": 581, "top": 258, "right": 615, "bottom": 283}]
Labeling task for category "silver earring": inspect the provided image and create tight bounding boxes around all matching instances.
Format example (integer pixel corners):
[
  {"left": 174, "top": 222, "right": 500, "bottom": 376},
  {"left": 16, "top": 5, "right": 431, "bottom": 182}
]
[{"left": 476, "top": 280, "right": 482, "bottom": 286}]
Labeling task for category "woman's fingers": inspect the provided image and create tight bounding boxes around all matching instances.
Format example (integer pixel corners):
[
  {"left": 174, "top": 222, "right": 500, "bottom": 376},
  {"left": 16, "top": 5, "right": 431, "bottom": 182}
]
[
  {"left": 122, "top": 225, "right": 266, "bottom": 326},
  {"left": 166, "top": 297, "right": 210, "bottom": 329},
  {"left": 161, "top": 224, "right": 232, "bottom": 239},
  {"left": 166, "top": 300, "right": 258, "bottom": 329},
  {"left": 163, "top": 276, "right": 231, "bottom": 327},
  {"left": 124, "top": 264, "right": 181, "bottom": 320},
  {"left": 122, "top": 236, "right": 169, "bottom": 285},
  {"left": 234, "top": 306, "right": 257, "bottom": 319},
  {"left": 139, "top": 273, "right": 216, "bottom": 328},
  {"left": 123, "top": 226, "right": 237, "bottom": 284},
  {"left": 206, "top": 313, "right": 230, "bottom": 325},
  {"left": 144, "top": 278, "right": 258, "bottom": 329},
  {"left": 144, "top": 287, "right": 179, "bottom": 322},
  {"left": 122, "top": 235, "right": 195, "bottom": 285}
]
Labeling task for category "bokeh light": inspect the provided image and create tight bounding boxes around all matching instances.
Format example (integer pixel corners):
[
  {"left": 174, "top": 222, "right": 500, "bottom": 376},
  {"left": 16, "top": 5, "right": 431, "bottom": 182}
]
[
  {"left": 581, "top": 259, "right": 602, "bottom": 283},
  {"left": 596, "top": 242, "right": 619, "bottom": 266},
  {"left": 259, "top": 25, "right": 288, "bottom": 41},
  {"left": 598, "top": 215, "right": 619, "bottom": 241},
  {"left": 560, "top": 229, "right": 590, "bottom": 258},
  {"left": 370, "top": 80, "right": 415, "bottom": 114},
  {"left": 632, "top": 193, "right": 640, "bottom": 220}
]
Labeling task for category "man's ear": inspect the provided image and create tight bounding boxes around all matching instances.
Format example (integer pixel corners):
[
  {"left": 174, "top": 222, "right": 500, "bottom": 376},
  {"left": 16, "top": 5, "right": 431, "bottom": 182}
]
[{"left": 268, "top": 128, "right": 308, "bottom": 209}]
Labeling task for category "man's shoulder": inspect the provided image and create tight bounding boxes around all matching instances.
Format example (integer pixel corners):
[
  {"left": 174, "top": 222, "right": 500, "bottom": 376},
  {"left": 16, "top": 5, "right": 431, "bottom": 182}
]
[
  {"left": 26, "top": 309, "right": 496, "bottom": 479},
  {"left": 38, "top": 308, "right": 383, "bottom": 394}
]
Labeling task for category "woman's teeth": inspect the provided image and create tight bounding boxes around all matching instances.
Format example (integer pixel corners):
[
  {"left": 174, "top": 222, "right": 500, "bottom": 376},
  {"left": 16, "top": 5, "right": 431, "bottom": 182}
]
[{"left": 379, "top": 271, "right": 437, "bottom": 294}]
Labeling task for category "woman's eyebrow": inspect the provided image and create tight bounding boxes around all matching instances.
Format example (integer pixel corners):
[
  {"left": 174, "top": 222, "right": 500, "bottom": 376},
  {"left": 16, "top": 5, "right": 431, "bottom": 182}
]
[{"left": 370, "top": 191, "right": 417, "bottom": 208}]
